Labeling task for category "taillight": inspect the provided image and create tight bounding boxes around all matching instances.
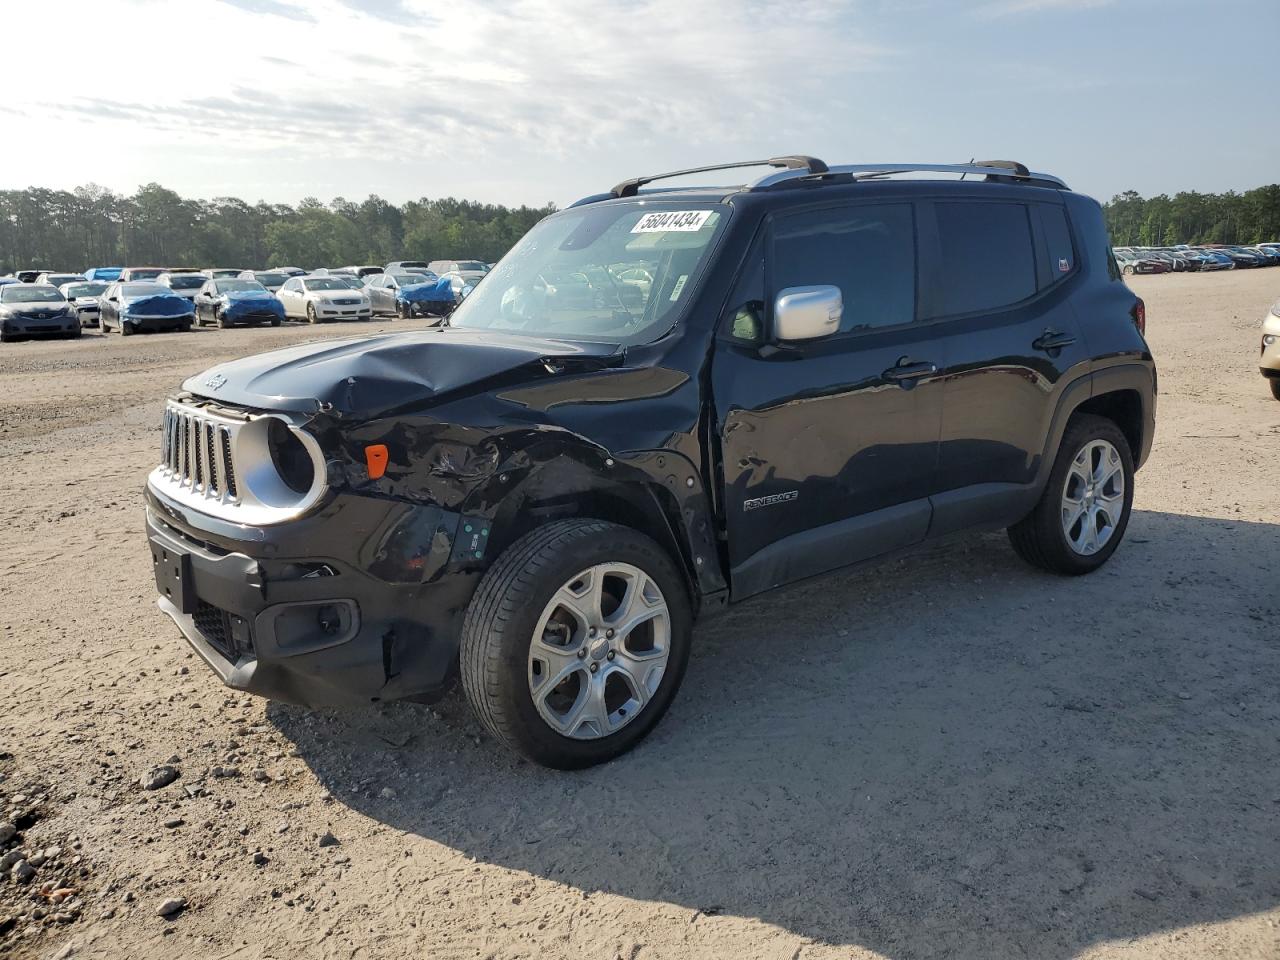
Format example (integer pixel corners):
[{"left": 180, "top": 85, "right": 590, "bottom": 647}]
[{"left": 1131, "top": 298, "right": 1146, "bottom": 336}]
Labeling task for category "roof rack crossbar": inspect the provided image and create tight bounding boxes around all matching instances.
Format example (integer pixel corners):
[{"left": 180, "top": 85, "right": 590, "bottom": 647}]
[
  {"left": 748, "top": 162, "right": 1067, "bottom": 191},
  {"left": 610, "top": 155, "right": 828, "bottom": 198}
]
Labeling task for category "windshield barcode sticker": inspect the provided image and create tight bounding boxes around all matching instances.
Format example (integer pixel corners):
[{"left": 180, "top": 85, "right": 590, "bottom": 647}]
[{"left": 631, "top": 211, "right": 712, "bottom": 233}]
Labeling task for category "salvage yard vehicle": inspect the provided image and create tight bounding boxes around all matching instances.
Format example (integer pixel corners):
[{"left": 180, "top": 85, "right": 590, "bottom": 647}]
[
  {"left": 118, "top": 267, "right": 166, "bottom": 282},
  {"left": 83, "top": 267, "right": 123, "bottom": 282},
  {"left": 145, "top": 156, "right": 1156, "bottom": 769},
  {"left": 276, "top": 274, "right": 372, "bottom": 322},
  {"left": 1262, "top": 297, "right": 1280, "bottom": 400},
  {"left": 194, "top": 278, "right": 285, "bottom": 328},
  {"left": 366, "top": 271, "right": 453, "bottom": 319},
  {"left": 0, "top": 283, "right": 81, "bottom": 341},
  {"left": 59, "top": 280, "right": 109, "bottom": 327},
  {"left": 36, "top": 272, "right": 86, "bottom": 287},
  {"left": 100, "top": 280, "right": 194, "bottom": 335},
  {"left": 157, "top": 271, "right": 210, "bottom": 302},
  {"left": 237, "top": 270, "right": 290, "bottom": 293}
]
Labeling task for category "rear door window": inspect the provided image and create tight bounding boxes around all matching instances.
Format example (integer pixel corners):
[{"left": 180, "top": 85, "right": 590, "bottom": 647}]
[
  {"left": 771, "top": 203, "right": 916, "bottom": 334},
  {"left": 932, "top": 201, "right": 1036, "bottom": 316}
]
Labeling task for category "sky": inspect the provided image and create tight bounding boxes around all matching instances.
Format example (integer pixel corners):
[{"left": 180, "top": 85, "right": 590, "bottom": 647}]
[{"left": 1, "top": 0, "right": 1276, "bottom": 209}]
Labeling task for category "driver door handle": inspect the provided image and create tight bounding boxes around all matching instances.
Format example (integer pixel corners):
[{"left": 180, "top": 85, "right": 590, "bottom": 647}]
[
  {"left": 883, "top": 359, "right": 938, "bottom": 384},
  {"left": 1033, "top": 330, "right": 1076, "bottom": 352}
]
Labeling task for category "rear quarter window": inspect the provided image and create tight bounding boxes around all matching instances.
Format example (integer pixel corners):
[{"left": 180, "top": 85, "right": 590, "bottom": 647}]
[
  {"left": 1039, "top": 204, "right": 1076, "bottom": 281},
  {"left": 932, "top": 201, "right": 1036, "bottom": 316}
]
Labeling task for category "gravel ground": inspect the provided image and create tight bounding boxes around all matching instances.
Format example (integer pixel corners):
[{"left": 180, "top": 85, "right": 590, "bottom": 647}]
[{"left": 0, "top": 272, "right": 1277, "bottom": 960}]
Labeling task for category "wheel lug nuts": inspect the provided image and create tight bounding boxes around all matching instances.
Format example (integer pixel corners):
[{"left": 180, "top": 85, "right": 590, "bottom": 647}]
[
  {"left": 607, "top": 651, "right": 615, "bottom": 661},
  {"left": 577, "top": 648, "right": 586, "bottom": 659},
  {"left": 605, "top": 629, "right": 614, "bottom": 639},
  {"left": 589, "top": 663, "right": 599, "bottom": 673}
]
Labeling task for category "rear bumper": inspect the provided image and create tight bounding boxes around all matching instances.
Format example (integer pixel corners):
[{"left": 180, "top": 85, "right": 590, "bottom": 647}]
[{"left": 144, "top": 488, "right": 479, "bottom": 707}]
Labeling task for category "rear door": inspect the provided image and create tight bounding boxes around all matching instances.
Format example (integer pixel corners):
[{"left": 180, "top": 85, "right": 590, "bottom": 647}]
[
  {"left": 712, "top": 200, "right": 946, "bottom": 599},
  {"left": 923, "top": 196, "right": 1091, "bottom": 535}
]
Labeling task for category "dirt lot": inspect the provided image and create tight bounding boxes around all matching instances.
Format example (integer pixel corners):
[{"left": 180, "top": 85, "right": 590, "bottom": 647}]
[{"left": 0, "top": 271, "right": 1277, "bottom": 960}]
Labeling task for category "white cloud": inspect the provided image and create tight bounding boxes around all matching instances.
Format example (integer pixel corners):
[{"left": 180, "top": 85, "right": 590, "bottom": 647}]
[
  {"left": 0, "top": 0, "right": 892, "bottom": 201},
  {"left": 975, "top": 0, "right": 1115, "bottom": 15}
]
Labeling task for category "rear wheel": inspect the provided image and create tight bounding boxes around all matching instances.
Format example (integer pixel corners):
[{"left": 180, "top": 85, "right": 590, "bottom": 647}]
[
  {"left": 1008, "top": 414, "right": 1134, "bottom": 575},
  {"left": 460, "top": 519, "right": 693, "bottom": 769}
]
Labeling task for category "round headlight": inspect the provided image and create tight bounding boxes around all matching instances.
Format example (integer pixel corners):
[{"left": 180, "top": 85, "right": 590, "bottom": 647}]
[{"left": 266, "top": 417, "right": 315, "bottom": 494}]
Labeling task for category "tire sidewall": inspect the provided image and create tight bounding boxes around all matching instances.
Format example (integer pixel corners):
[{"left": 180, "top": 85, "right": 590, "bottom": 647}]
[
  {"left": 483, "top": 526, "right": 692, "bottom": 768},
  {"left": 1046, "top": 418, "right": 1135, "bottom": 573}
]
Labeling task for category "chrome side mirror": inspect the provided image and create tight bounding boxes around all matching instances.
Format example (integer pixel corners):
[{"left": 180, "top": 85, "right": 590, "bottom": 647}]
[{"left": 773, "top": 285, "right": 842, "bottom": 342}]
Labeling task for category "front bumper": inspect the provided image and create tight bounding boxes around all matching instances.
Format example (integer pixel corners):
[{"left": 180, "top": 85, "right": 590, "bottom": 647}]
[
  {"left": 316, "top": 304, "right": 372, "bottom": 320},
  {"left": 2, "top": 316, "right": 79, "bottom": 336},
  {"left": 1261, "top": 315, "right": 1280, "bottom": 375},
  {"left": 124, "top": 312, "right": 192, "bottom": 332},
  {"left": 145, "top": 487, "right": 479, "bottom": 707}
]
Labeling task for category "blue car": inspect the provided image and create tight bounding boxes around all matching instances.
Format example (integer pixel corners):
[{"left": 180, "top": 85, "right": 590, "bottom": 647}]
[
  {"left": 100, "top": 281, "right": 195, "bottom": 335},
  {"left": 83, "top": 267, "right": 123, "bottom": 282},
  {"left": 193, "top": 278, "right": 285, "bottom": 328},
  {"left": 366, "top": 271, "right": 455, "bottom": 319}
]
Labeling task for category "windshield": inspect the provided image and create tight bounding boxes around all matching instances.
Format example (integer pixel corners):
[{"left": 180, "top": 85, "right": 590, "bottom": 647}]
[
  {"left": 165, "top": 275, "right": 206, "bottom": 289},
  {"left": 338, "top": 277, "right": 366, "bottom": 288},
  {"left": 303, "top": 278, "right": 348, "bottom": 291},
  {"left": 254, "top": 272, "right": 287, "bottom": 286},
  {"left": 126, "top": 269, "right": 163, "bottom": 279},
  {"left": 122, "top": 283, "right": 167, "bottom": 297},
  {"left": 451, "top": 203, "right": 726, "bottom": 344},
  {"left": 2, "top": 285, "right": 63, "bottom": 303},
  {"left": 392, "top": 274, "right": 430, "bottom": 286},
  {"left": 455, "top": 261, "right": 487, "bottom": 272},
  {"left": 214, "top": 279, "right": 264, "bottom": 293},
  {"left": 65, "top": 282, "right": 107, "bottom": 298}
]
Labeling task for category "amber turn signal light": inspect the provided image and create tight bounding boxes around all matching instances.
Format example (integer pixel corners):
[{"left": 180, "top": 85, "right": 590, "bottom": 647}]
[{"left": 365, "top": 444, "right": 389, "bottom": 480}]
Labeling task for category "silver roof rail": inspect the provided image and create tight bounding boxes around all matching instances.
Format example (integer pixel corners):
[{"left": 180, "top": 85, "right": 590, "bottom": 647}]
[{"left": 748, "top": 161, "right": 1068, "bottom": 191}]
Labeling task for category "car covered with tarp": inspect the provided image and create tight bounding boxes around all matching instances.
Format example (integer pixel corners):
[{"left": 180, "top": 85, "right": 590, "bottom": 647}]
[
  {"left": 366, "top": 271, "right": 455, "bottom": 319},
  {"left": 100, "top": 281, "right": 195, "bottom": 335},
  {"left": 195, "top": 278, "right": 285, "bottom": 328}
]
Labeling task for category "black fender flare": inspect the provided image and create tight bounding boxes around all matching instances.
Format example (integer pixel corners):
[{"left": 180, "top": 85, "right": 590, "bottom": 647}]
[{"left": 1033, "top": 362, "right": 1156, "bottom": 492}]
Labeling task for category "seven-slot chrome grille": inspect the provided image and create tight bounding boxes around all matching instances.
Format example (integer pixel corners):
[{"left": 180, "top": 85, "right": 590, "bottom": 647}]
[
  {"left": 150, "top": 398, "right": 328, "bottom": 525},
  {"left": 160, "top": 403, "right": 239, "bottom": 503}
]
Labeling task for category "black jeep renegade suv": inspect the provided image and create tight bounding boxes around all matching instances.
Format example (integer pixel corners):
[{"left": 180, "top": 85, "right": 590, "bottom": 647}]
[{"left": 145, "top": 157, "right": 1155, "bottom": 769}]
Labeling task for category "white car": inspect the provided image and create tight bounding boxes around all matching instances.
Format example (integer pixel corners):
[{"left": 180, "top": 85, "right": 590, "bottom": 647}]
[
  {"left": 58, "top": 280, "right": 110, "bottom": 327},
  {"left": 276, "top": 275, "right": 372, "bottom": 322},
  {"left": 155, "top": 272, "right": 208, "bottom": 302},
  {"left": 36, "top": 272, "right": 86, "bottom": 288},
  {"left": 237, "top": 269, "right": 290, "bottom": 293}
]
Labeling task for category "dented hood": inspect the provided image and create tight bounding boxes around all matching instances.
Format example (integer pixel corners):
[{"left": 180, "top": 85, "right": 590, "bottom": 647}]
[{"left": 182, "top": 328, "right": 621, "bottom": 418}]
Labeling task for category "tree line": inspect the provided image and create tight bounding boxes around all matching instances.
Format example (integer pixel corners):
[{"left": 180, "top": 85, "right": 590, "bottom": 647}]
[
  {"left": 1103, "top": 184, "right": 1280, "bottom": 247},
  {"left": 0, "top": 183, "right": 557, "bottom": 274}
]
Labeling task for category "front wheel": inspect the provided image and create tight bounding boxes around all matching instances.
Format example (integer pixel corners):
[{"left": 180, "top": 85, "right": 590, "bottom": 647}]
[
  {"left": 1269, "top": 378, "right": 1280, "bottom": 402},
  {"left": 1008, "top": 414, "right": 1134, "bottom": 575},
  {"left": 306, "top": 303, "right": 318, "bottom": 324},
  {"left": 460, "top": 519, "right": 693, "bottom": 769},
  {"left": 119, "top": 320, "right": 133, "bottom": 337}
]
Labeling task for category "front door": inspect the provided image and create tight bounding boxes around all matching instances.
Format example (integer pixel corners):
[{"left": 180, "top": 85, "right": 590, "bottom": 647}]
[{"left": 712, "top": 200, "right": 945, "bottom": 600}]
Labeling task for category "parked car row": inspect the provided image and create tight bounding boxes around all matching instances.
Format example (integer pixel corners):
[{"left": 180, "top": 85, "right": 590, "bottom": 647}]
[
  {"left": 1114, "top": 243, "right": 1280, "bottom": 274},
  {"left": 0, "top": 258, "right": 491, "bottom": 342}
]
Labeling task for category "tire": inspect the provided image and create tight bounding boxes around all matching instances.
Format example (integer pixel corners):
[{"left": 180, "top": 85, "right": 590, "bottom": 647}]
[
  {"left": 270, "top": 318, "right": 281, "bottom": 327},
  {"left": 1122, "top": 264, "right": 1134, "bottom": 275},
  {"left": 119, "top": 321, "right": 133, "bottom": 337},
  {"left": 216, "top": 312, "right": 228, "bottom": 329},
  {"left": 1008, "top": 413, "right": 1135, "bottom": 576},
  {"left": 460, "top": 519, "right": 693, "bottom": 770},
  {"left": 1269, "top": 378, "right": 1280, "bottom": 402},
  {"left": 306, "top": 303, "right": 318, "bottom": 324}
]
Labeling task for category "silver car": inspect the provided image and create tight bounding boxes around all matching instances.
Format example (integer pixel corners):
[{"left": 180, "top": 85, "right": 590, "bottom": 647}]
[
  {"left": 36, "top": 272, "right": 86, "bottom": 288},
  {"left": 59, "top": 280, "right": 110, "bottom": 327},
  {"left": 156, "top": 272, "right": 209, "bottom": 302},
  {"left": 276, "top": 275, "right": 371, "bottom": 322},
  {"left": 237, "top": 270, "right": 290, "bottom": 293},
  {"left": 0, "top": 283, "right": 81, "bottom": 341}
]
